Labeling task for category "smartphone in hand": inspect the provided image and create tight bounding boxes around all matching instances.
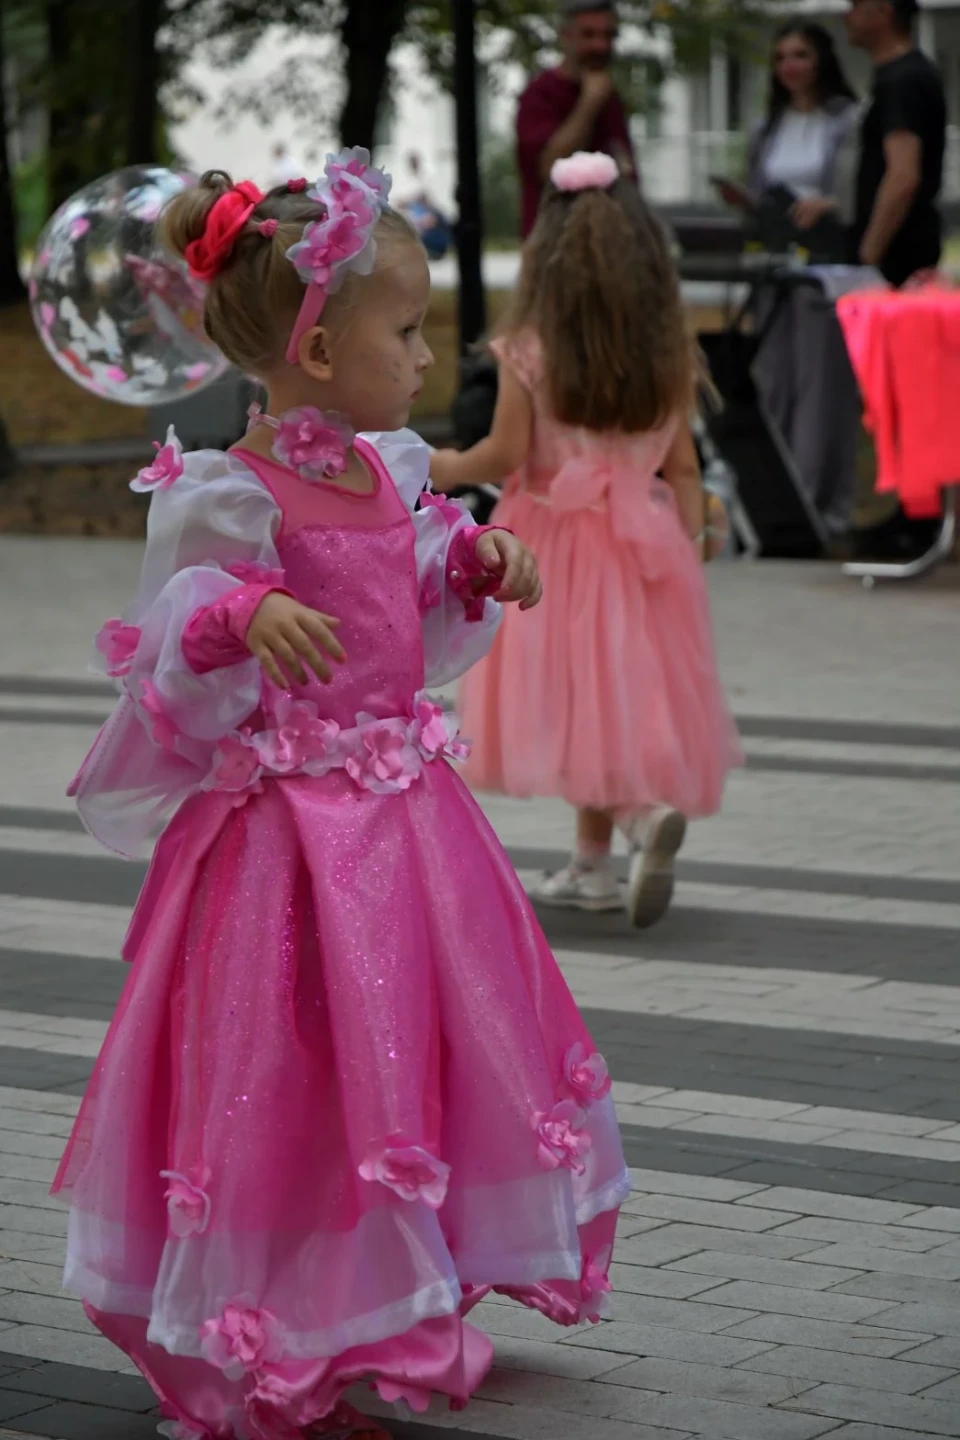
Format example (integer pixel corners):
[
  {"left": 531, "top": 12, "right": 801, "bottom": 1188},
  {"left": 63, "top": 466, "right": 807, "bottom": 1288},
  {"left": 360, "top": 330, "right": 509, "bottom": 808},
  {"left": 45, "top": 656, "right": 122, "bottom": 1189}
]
[{"left": 710, "top": 176, "right": 756, "bottom": 214}]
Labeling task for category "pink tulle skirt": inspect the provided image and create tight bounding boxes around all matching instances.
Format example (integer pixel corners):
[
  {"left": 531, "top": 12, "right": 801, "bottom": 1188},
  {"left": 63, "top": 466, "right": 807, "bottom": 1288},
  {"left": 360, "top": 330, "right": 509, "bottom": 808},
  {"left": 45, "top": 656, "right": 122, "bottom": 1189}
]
[
  {"left": 460, "top": 480, "right": 742, "bottom": 815},
  {"left": 54, "top": 765, "right": 628, "bottom": 1439}
]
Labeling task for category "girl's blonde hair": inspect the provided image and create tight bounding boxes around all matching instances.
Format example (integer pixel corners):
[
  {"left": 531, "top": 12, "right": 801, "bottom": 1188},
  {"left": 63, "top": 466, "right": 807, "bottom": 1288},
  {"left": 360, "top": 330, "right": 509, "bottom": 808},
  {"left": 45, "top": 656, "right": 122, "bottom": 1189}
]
[
  {"left": 161, "top": 170, "right": 418, "bottom": 374},
  {"left": 500, "top": 177, "right": 696, "bottom": 433}
]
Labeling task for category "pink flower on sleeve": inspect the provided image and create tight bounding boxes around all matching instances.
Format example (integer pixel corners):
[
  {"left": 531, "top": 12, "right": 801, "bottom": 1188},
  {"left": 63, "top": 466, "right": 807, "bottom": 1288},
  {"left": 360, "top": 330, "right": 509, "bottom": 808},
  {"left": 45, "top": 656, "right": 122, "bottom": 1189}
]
[
  {"left": 532, "top": 1099, "right": 592, "bottom": 1176},
  {"left": 160, "top": 1165, "right": 212, "bottom": 1238},
  {"left": 200, "top": 1301, "right": 284, "bottom": 1379},
  {"left": 138, "top": 680, "right": 180, "bottom": 751},
  {"left": 131, "top": 425, "right": 185, "bottom": 492},
  {"left": 226, "top": 561, "right": 287, "bottom": 589},
  {"left": 419, "top": 492, "right": 465, "bottom": 529},
  {"left": 419, "top": 559, "right": 443, "bottom": 613},
  {"left": 359, "top": 1144, "right": 451, "bottom": 1209},
  {"left": 561, "top": 1043, "right": 612, "bottom": 1107},
  {"left": 94, "top": 618, "right": 141, "bottom": 677}
]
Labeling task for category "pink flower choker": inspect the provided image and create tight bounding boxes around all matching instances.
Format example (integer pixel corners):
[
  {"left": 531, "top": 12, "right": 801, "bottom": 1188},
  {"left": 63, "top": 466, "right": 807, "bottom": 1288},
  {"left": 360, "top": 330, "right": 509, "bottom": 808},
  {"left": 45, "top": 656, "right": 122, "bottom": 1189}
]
[
  {"left": 247, "top": 403, "right": 356, "bottom": 482},
  {"left": 284, "top": 146, "right": 392, "bottom": 367}
]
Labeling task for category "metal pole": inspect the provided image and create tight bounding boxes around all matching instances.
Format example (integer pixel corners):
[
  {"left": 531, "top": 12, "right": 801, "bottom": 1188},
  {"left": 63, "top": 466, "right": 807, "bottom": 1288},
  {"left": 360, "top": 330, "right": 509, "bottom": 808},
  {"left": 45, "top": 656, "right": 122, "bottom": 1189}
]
[{"left": 452, "top": 0, "right": 487, "bottom": 352}]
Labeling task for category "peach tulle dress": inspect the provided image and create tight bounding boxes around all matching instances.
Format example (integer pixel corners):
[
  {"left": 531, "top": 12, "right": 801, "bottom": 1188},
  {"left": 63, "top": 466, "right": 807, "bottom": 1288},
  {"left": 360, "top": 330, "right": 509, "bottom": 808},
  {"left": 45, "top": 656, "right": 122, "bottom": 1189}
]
[{"left": 460, "top": 331, "right": 742, "bottom": 816}]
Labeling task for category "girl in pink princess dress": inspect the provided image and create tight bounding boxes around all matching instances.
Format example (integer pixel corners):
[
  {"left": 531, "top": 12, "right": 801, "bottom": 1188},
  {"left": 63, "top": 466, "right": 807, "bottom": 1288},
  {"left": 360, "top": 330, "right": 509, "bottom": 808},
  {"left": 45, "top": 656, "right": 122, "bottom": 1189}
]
[
  {"left": 431, "top": 152, "right": 742, "bottom": 929},
  {"left": 55, "top": 156, "right": 629, "bottom": 1440}
]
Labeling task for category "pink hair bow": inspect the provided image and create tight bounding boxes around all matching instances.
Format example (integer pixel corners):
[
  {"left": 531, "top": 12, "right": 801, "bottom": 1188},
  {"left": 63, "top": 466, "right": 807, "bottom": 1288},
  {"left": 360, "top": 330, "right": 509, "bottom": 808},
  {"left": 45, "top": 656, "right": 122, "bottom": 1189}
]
[{"left": 551, "top": 152, "right": 619, "bottom": 193}]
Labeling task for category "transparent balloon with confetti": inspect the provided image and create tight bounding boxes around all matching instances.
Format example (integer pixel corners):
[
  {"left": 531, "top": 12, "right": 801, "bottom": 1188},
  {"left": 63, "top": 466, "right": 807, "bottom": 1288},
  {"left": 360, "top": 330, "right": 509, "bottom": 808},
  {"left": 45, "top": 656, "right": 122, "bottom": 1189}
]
[{"left": 29, "top": 165, "right": 230, "bottom": 407}]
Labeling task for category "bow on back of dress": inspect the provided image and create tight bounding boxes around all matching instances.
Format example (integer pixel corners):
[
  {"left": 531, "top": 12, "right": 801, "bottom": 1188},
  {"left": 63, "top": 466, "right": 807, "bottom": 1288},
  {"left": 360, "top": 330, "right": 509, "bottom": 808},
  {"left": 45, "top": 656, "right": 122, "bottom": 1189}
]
[{"left": 546, "top": 421, "right": 685, "bottom": 577}]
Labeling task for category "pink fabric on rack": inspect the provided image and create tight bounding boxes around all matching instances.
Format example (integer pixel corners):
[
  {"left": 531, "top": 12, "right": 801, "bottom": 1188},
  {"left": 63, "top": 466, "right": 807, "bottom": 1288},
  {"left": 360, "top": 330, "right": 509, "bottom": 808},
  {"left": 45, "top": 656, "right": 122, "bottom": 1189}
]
[{"left": 837, "top": 286, "right": 960, "bottom": 518}]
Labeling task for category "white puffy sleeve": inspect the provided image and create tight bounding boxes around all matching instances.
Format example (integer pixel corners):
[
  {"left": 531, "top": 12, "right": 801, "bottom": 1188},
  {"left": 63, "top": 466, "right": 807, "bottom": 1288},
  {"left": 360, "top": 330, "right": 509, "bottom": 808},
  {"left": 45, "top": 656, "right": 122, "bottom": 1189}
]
[
  {"left": 360, "top": 428, "right": 503, "bottom": 688},
  {"left": 70, "top": 449, "right": 284, "bottom": 857}
]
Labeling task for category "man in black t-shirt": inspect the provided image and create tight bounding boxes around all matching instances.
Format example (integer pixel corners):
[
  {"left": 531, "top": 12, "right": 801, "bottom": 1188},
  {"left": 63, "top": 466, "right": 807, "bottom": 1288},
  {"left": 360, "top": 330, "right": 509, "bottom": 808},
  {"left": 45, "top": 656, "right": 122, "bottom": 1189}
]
[{"left": 847, "top": 0, "right": 946, "bottom": 286}]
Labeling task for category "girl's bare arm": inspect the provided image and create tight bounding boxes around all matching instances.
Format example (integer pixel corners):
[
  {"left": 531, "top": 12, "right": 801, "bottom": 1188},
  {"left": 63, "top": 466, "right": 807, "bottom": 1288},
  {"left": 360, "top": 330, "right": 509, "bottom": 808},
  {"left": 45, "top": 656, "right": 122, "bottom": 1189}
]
[
  {"left": 661, "top": 419, "right": 705, "bottom": 545},
  {"left": 430, "top": 365, "right": 533, "bottom": 492}
]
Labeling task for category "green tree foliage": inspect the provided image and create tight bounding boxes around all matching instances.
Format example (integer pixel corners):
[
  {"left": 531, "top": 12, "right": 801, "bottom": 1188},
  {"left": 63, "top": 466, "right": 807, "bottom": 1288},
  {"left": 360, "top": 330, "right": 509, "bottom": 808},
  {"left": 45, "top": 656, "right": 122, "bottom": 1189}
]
[{"left": 1, "top": 0, "right": 773, "bottom": 300}]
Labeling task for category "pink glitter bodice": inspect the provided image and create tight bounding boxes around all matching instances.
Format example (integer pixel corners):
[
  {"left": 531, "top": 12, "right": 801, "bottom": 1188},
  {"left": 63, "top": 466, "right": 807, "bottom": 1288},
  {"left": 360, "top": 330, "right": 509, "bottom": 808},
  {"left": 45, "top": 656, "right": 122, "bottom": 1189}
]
[{"left": 240, "top": 443, "right": 426, "bottom": 730}]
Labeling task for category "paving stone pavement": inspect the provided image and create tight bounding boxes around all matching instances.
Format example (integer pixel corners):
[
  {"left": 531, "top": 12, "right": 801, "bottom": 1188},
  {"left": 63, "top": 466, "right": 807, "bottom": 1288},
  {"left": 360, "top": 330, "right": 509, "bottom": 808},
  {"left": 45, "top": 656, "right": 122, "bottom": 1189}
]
[{"left": 0, "top": 536, "right": 959, "bottom": 1440}]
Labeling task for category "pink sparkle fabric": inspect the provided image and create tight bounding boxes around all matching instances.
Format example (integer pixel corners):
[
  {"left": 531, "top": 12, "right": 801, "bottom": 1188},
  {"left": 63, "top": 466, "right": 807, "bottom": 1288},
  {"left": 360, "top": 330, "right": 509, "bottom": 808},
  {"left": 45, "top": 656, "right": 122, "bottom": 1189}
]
[
  {"left": 54, "top": 437, "right": 628, "bottom": 1438},
  {"left": 459, "top": 330, "right": 742, "bottom": 815}
]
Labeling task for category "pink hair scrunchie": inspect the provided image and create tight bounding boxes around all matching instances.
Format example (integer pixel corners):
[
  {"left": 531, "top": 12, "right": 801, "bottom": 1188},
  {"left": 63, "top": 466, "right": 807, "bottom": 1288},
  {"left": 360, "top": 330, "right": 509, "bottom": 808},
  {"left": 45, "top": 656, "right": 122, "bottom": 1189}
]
[
  {"left": 551, "top": 152, "right": 620, "bottom": 193},
  {"left": 184, "top": 180, "right": 265, "bottom": 282}
]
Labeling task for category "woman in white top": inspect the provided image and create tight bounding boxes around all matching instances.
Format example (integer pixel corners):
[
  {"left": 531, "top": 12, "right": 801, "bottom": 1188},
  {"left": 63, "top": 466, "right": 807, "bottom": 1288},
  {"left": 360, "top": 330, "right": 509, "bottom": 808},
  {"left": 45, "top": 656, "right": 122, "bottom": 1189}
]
[
  {"left": 717, "top": 24, "right": 862, "bottom": 539},
  {"left": 719, "top": 22, "right": 858, "bottom": 241}
]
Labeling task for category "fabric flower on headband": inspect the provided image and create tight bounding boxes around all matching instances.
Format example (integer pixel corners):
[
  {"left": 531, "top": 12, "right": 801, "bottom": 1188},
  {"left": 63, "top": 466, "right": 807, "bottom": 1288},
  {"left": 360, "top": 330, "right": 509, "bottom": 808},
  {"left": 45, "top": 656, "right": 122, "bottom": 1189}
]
[
  {"left": 325, "top": 146, "right": 393, "bottom": 204},
  {"left": 551, "top": 152, "right": 620, "bottom": 193},
  {"left": 288, "top": 149, "right": 391, "bottom": 295},
  {"left": 285, "top": 147, "right": 392, "bottom": 365}
]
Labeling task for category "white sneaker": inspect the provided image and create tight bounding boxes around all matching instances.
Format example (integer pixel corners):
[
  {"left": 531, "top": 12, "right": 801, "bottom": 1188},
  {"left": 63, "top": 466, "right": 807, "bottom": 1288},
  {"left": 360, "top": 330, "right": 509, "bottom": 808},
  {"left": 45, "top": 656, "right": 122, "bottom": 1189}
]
[
  {"left": 533, "top": 859, "right": 622, "bottom": 913},
  {"left": 625, "top": 807, "right": 687, "bottom": 929}
]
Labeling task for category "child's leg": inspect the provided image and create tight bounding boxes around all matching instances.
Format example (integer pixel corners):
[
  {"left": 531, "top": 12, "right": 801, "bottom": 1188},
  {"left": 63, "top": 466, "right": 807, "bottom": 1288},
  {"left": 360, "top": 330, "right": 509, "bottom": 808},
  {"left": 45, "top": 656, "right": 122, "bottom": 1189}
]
[
  {"left": 576, "top": 806, "right": 615, "bottom": 858},
  {"left": 533, "top": 807, "right": 620, "bottom": 912}
]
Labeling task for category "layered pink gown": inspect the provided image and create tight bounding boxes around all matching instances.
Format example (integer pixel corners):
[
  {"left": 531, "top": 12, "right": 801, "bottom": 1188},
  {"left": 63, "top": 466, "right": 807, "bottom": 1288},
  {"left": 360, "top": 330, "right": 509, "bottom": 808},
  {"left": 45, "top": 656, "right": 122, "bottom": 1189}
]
[
  {"left": 460, "top": 332, "right": 742, "bottom": 816},
  {"left": 55, "top": 430, "right": 629, "bottom": 1440}
]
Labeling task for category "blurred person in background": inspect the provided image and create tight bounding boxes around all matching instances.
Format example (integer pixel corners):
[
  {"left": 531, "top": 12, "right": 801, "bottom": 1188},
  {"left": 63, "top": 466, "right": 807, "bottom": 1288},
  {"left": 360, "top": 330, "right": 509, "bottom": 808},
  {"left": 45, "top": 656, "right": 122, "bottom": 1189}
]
[
  {"left": 516, "top": 0, "right": 637, "bottom": 239},
  {"left": 717, "top": 22, "right": 863, "bottom": 539},
  {"left": 846, "top": 0, "right": 946, "bottom": 286},
  {"left": 396, "top": 151, "right": 452, "bottom": 261},
  {"left": 845, "top": 0, "right": 948, "bottom": 558},
  {"left": 717, "top": 21, "right": 859, "bottom": 256}
]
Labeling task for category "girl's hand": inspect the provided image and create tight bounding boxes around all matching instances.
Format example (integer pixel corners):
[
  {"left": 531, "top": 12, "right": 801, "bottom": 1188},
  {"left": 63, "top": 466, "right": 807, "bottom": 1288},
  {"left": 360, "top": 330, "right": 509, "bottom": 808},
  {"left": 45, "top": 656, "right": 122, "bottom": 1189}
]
[
  {"left": 246, "top": 592, "right": 345, "bottom": 689},
  {"left": 475, "top": 530, "right": 542, "bottom": 611},
  {"left": 429, "top": 448, "right": 462, "bottom": 493}
]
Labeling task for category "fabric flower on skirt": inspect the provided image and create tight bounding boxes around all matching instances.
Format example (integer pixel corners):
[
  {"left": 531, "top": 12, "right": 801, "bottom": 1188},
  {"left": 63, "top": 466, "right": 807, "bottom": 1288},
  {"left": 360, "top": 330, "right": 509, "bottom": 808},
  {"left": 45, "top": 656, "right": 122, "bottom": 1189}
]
[
  {"left": 532, "top": 1099, "right": 592, "bottom": 1176},
  {"left": 200, "top": 1301, "right": 285, "bottom": 1380},
  {"left": 561, "top": 1042, "right": 612, "bottom": 1107},
  {"left": 359, "top": 1144, "right": 451, "bottom": 1210},
  {"left": 159, "top": 1166, "right": 212, "bottom": 1238}
]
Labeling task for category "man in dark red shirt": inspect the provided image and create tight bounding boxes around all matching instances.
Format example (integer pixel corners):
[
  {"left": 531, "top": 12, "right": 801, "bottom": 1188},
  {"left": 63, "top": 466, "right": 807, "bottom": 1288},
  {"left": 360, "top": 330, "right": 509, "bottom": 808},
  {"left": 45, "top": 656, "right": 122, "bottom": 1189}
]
[{"left": 516, "top": 1, "right": 637, "bottom": 237}]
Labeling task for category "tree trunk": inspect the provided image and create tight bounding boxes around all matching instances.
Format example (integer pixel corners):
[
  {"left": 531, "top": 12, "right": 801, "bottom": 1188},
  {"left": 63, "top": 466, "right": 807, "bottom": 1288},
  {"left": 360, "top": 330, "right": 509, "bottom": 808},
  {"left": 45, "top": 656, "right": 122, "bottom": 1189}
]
[
  {"left": 0, "top": 6, "right": 28, "bottom": 306},
  {"left": 47, "top": 0, "right": 93, "bottom": 211},
  {"left": 338, "top": 0, "right": 407, "bottom": 153},
  {"left": 126, "top": 0, "right": 163, "bottom": 164}
]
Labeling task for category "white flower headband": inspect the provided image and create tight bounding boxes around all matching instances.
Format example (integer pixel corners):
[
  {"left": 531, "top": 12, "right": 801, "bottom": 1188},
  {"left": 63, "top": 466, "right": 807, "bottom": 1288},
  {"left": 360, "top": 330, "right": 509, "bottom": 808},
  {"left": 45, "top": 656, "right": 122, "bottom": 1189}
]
[{"left": 284, "top": 146, "right": 393, "bottom": 366}]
